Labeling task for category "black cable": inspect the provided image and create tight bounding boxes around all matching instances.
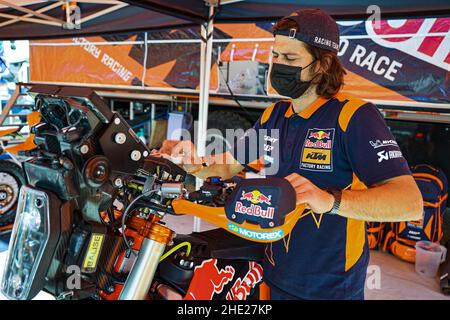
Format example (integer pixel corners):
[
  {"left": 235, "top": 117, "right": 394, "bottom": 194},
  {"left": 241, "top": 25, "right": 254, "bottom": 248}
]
[
  {"left": 121, "top": 189, "right": 157, "bottom": 255},
  {"left": 62, "top": 99, "right": 83, "bottom": 130},
  {"left": 218, "top": 65, "right": 254, "bottom": 121}
]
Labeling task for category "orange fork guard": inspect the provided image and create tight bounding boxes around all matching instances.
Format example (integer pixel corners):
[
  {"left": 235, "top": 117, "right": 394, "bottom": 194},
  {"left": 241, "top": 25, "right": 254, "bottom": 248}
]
[{"left": 171, "top": 199, "right": 305, "bottom": 244}]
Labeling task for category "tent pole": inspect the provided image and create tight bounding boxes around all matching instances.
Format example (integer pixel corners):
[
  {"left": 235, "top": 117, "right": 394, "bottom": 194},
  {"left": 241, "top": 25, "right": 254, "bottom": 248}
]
[
  {"left": 198, "top": 5, "right": 214, "bottom": 157},
  {"left": 194, "top": 5, "right": 215, "bottom": 233}
]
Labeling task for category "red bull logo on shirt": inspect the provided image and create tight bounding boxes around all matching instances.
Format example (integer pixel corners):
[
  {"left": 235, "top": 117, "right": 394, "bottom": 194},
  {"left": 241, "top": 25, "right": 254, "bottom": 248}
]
[
  {"left": 301, "top": 128, "right": 335, "bottom": 172},
  {"left": 304, "top": 129, "right": 333, "bottom": 149},
  {"left": 309, "top": 130, "right": 331, "bottom": 140}
]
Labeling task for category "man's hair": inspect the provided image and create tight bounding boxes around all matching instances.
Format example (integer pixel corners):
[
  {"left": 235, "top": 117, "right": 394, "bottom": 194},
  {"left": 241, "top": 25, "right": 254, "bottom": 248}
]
[{"left": 273, "top": 18, "right": 346, "bottom": 99}]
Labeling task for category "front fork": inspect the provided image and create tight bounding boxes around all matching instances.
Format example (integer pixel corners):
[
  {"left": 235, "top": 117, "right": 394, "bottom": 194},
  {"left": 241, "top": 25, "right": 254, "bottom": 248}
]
[{"left": 119, "top": 223, "right": 173, "bottom": 300}]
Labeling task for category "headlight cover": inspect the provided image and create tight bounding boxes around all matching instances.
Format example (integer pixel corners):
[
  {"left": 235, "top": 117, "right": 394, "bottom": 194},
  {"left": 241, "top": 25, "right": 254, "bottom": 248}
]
[{"left": 1, "top": 186, "right": 58, "bottom": 300}]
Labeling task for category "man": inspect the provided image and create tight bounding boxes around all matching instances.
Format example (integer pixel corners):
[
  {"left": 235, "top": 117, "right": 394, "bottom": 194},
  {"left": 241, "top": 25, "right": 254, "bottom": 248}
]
[{"left": 158, "top": 9, "right": 423, "bottom": 300}]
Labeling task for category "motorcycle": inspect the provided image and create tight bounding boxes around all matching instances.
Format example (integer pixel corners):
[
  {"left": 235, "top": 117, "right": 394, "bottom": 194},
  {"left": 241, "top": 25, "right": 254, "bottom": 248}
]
[
  {"left": 0, "top": 85, "right": 305, "bottom": 300},
  {"left": 0, "top": 111, "right": 40, "bottom": 228}
]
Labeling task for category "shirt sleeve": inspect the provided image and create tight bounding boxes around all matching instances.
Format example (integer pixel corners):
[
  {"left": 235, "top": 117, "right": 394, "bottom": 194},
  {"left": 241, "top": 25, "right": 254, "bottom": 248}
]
[
  {"left": 343, "top": 103, "right": 411, "bottom": 186},
  {"left": 228, "top": 101, "right": 283, "bottom": 174}
]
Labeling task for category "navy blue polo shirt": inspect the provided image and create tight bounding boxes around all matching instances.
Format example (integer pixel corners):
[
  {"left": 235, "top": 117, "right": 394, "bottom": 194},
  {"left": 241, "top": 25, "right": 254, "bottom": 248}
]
[{"left": 231, "top": 93, "right": 411, "bottom": 300}]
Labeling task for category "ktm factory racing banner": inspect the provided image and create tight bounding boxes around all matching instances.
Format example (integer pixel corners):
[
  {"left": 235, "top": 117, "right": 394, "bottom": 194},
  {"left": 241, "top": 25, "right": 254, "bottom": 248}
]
[{"left": 29, "top": 17, "right": 449, "bottom": 105}]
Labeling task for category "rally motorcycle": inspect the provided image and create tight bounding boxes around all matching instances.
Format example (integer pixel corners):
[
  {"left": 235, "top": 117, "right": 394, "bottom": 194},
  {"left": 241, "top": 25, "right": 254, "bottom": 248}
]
[
  {"left": 0, "top": 85, "right": 305, "bottom": 300},
  {"left": 0, "top": 111, "right": 40, "bottom": 228}
]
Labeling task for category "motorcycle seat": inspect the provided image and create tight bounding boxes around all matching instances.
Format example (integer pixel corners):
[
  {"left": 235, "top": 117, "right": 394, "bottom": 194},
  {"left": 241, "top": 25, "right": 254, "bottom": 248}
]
[{"left": 174, "top": 228, "right": 264, "bottom": 261}]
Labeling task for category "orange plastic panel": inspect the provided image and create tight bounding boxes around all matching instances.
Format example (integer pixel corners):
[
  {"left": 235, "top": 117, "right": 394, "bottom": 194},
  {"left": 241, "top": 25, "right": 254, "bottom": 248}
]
[
  {"left": 171, "top": 199, "right": 305, "bottom": 243},
  {"left": 0, "top": 128, "right": 19, "bottom": 137},
  {"left": 5, "top": 135, "right": 37, "bottom": 154}
]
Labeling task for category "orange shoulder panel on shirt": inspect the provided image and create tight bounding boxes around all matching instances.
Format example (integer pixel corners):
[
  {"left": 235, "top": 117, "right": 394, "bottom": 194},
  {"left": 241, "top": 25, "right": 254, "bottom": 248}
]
[
  {"left": 338, "top": 97, "right": 368, "bottom": 133},
  {"left": 260, "top": 101, "right": 287, "bottom": 125},
  {"left": 298, "top": 96, "right": 330, "bottom": 119}
]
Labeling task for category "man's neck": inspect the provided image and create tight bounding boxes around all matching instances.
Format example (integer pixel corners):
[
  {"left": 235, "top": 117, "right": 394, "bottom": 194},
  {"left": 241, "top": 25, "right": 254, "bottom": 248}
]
[{"left": 291, "top": 86, "right": 319, "bottom": 113}]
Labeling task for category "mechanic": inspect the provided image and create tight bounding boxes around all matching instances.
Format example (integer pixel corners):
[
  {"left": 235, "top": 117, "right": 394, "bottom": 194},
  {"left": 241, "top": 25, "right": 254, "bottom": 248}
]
[{"left": 157, "top": 8, "right": 423, "bottom": 300}]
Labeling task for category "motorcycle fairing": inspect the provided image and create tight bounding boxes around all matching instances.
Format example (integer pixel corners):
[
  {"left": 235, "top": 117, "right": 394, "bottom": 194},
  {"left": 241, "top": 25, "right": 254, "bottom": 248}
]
[
  {"left": 225, "top": 177, "right": 297, "bottom": 229},
  {"left": 184, "top": 258, "right": 263, "bottom": 300},
  {"left": 171, "top": 199, "right": 305, "bottom": 243}
]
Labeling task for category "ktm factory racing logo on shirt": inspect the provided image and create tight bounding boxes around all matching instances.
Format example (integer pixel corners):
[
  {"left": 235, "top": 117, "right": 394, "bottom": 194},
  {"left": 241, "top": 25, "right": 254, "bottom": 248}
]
[{"left": 300, "top": 128, "right": 335, "bottom": 172}]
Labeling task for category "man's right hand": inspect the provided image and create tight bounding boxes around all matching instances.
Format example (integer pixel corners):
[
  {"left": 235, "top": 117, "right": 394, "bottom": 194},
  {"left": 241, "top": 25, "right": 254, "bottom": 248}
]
[
  {"left": 153, "top": 140, "right": 244, "bottom": 179},
  {"left": 153, "top": 140, "right": 204, "bottom": 174}
]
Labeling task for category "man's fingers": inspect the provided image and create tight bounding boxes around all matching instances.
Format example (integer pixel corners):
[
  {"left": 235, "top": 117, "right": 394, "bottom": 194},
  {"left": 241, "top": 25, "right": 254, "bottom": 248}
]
[
  {"left": 285, "top": 173, "right": 309, "bottom": 183},
  {"left": 171, "top": 141, "right": 191, "bottom": 156},
  {"left": 161, "top": 140, "right": 178, "bottom": 150},
  {"left": 159, "top": 153, "right": 174, "bottom": 160},
  {"left": 290, "top": 180, "right": 310, "bottom": 189},
  {"left": 295, "top": 191, "right": 311, "bottom": 205},
  {"left": 295, "top": 187, "right": 312, "bottom": 199},
  {"left": 287, "top": 177, "right": 310, "bottom": 189},
  {"left": 159, "top": 140, "right": 180, "bottom": 155},
  {"left": 284, "top": 173, "right": 296, "bottom": 182}
]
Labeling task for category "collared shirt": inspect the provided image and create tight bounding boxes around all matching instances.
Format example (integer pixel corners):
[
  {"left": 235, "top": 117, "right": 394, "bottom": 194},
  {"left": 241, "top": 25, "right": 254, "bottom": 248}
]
[{"left": 231, "top": 93, "right": 411, "bottom": 299}]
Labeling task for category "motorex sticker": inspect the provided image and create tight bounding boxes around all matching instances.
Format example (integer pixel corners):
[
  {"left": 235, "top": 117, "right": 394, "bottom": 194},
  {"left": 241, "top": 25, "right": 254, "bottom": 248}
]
[{"left": 227, "top": 222, "right": 284, "bottom": 241}]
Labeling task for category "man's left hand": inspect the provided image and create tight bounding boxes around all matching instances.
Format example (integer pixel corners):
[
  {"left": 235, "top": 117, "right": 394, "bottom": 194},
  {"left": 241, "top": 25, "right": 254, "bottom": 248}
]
[{"left": 285, "top": 173, "right": 335, "bottom": 214}]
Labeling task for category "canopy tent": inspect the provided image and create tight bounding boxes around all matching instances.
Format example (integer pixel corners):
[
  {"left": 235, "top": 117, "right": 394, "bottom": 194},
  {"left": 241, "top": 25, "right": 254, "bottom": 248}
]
[
  {"left": 0, "top": 0, "right": 449, "bottom": 40},
  {"left": 125, "top": 0, "right": 450, "bottom": 22},
  {"left": 0, "top": 0, "right": 194, "bottom": 40}
]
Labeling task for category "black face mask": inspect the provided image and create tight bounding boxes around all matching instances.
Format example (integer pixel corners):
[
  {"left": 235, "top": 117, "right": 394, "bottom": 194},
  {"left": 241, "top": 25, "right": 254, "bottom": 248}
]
[{"left": 269, "top": 60, "right": 316, "bottom": 99}]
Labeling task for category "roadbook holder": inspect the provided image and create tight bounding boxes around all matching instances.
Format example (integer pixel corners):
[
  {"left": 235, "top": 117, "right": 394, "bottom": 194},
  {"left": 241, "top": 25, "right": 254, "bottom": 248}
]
[{"left": 171, "top": 177, "right": 304, "bottom": 243}]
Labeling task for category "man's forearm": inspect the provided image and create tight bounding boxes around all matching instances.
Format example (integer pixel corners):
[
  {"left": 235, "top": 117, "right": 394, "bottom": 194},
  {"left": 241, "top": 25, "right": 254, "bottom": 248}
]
[
  {"left": 338, "top": 175, "right": 423, "bottom": 222},
  {"left": 194, "top": 163, "right": 243, "bottom": 180},
  {"left": 187, "top": 151, "right": 244, "bottom": 180}
]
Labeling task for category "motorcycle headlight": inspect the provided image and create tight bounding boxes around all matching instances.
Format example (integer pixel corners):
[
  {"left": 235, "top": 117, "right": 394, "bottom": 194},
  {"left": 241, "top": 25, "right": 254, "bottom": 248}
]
[{"left": 1, "top": 186, "right": 60, "bottom": 300}]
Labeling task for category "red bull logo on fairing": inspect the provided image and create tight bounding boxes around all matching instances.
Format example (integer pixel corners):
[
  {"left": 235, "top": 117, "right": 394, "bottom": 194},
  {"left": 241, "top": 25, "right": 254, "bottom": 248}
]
[
  {"left": 237, "top": 190, "right": 274, "bottom": 219},
  {"left": 235, "top": 202, "right": 275, "bottom": 219},
  {"left": 185, "top": 259, "right": 235, "bottom": 300}
]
